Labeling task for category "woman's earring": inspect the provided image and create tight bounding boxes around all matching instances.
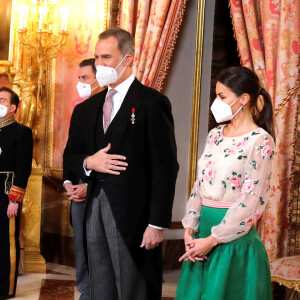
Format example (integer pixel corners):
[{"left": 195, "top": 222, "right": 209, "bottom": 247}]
[{"left": 241, "top": 106, "right": 245, "bottom": 111}]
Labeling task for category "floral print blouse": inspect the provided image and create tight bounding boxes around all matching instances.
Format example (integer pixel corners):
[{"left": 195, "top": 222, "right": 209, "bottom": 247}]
[{"left": 182, "top": 125, "right": 275, "bottom": 243}]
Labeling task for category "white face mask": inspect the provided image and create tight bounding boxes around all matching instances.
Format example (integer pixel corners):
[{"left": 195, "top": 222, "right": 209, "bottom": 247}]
[
  {"left": 96, "top": 55, "right": 128, "bottom": 87},
  {"left": 210, "top": 97, "right": 243, "bottom": 123},
  {"left": 0, "top": 104, "right": 8, "bottom": 118},
  {"left": 76, "top": 79, "right": 98, "bottom": 98}
]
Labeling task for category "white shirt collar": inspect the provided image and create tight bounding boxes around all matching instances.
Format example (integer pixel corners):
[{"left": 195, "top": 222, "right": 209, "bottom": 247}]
[{"left": 107, "top": 74, "right": 135, "bottom": 98}]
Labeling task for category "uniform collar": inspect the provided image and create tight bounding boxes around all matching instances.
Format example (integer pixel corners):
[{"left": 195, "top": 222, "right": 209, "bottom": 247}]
[{"left": 0, "top": 116, "right": 16, "bottom": 129}]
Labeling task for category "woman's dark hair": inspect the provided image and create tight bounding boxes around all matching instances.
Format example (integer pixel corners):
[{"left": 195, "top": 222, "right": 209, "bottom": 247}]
[{"left": 217, "top": 66, "right": 275, "bottom": 140}]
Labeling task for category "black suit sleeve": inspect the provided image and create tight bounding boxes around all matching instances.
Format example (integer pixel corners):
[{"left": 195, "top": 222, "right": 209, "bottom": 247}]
[
  {"left": 14, "top": 126, "right": 33, "bottom": 189},
  {"left": 63, "top": 104, "right": 87, "bottom": 183},
  {"left": 145, "top": 93, "right": 179, "bottom": 228}
]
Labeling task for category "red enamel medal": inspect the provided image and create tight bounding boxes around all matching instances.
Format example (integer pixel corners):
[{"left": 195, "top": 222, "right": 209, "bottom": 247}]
[{"left": 131, "top": 108, "right": 135, "bottom": 124}]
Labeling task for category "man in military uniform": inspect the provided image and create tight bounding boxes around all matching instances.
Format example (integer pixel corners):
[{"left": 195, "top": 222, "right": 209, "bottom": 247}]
[{"left": 0, "top": 87, "right": 33, "bottom": 299}]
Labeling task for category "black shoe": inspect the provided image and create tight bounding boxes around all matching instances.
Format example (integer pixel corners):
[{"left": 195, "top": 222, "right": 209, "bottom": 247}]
[{"left": 0, "top": 295, "right": 11, "bottom": 299}]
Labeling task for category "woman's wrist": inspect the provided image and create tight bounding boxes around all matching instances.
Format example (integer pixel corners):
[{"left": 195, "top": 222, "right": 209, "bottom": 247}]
[
  {"left": 209, "top": 234, "right": 220, "bottom": 246},
  {"left": 185, "top": 227, "right": 195, "bottom": 236}
]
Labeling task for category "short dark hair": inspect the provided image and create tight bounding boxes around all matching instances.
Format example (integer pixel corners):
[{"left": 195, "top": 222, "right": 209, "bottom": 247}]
[
  {"left": 0, "top": 87, "right": 19, "bottom": 112},
  {"left": 79, "top": 58, "right": 96, "bottom": 74},
  {"left": 99, "top": 28, "right": 135, "bottom": 65}
]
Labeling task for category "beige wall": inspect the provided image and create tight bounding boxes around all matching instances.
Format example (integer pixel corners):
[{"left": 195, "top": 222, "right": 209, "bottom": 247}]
[{"left": 163, "top": 0, "right": 215, "bottom": 239}]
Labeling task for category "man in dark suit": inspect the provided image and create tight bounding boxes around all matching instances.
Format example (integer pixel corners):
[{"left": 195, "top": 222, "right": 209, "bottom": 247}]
[
  {"left": 63, "top": 27, "right": 179, "bottom": 300},
  {"left": 63, "top": 58, "right": 102, "bottom": 300},
  {"left": 0, "top": 87, "right": 33, "bottom": 299}
]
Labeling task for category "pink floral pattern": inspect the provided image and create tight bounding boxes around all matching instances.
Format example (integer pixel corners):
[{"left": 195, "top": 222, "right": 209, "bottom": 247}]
[
  {"left": 202, "top": 161, "right": 214, "bottom": 185},
  {"left": 208, "top": 132, "right": 220, "bottom": 144},
  {"left": 257, "top": 137, "right": 275, "bottom": 159},
  {"left": 244, "top": 211, "right": 261, "bottom": 227},
  {"left": 226, "top": 172, "right": 242, "bottom": 190},
  {"left": 242, "top": 178, "right": 258, "bottom": 195},
  {"left": 270, "top": 256, "right": 300, "bottom": 280},
  {"left": 207, "top": 129, "right": 223, "bottom": 146},
  {"left": 235, "top": 140, "right": 248, "bottom": 152},
  {"left": 183, "top": 125, "right": 275, "bottom": 242},
  {"left": 224, "top": 137, "right": 249, "bottom": 158}
]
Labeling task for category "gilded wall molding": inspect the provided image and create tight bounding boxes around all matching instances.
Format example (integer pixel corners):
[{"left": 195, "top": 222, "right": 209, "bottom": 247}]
[
  {"left": 0, "top": 0, "right": 22, "bottom": 74},
  {"left": 45, "top": 58, "right": 56, "bottom": 169},
  {"left": 188, "top": 0, "right": 206, "bottom": 193}
]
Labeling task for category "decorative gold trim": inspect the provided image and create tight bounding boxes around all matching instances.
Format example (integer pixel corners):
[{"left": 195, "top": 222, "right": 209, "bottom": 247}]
[
  {"left": 0, "top": 0, "right": 20, "bottom": 75},
  {"left": 188, "top": 0, "right": 206, "bottom": 194},
  {"left": 106, "top": 0, "right": 119, "bottom": 28},
  {"left": 274, "top": 56, "right": 300, "bottom": 116},
  {"left": 272, "top": 275, "right": 300, "bottom": 292},
  {"left": 9, "top": 185, "right": 26, "bottom": 202},
  {"left": 0, "top": 171, "right": 15, "bottom": 194},
  {"left": 49, "top": 167, "right": 63, "bottom": 179},
  {"left": 288, "top": 85, "right": 300, "bottom": 255},
  {"left": 45, "top": 58, "right": 56, "bottom": 169},
  {"left": 151, "top": 0, "right": 188, "bottom": 91},
  {"left": 0, "top": 117, "right": 16, "bottom": 129},
  {"left": 9, "top": 217, "right": 16, "bottom": 296}
]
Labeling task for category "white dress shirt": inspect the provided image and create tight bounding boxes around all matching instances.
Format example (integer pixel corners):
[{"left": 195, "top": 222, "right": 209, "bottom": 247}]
[{"left": 105, "top": 74, "right": 135, "bottom": 124}]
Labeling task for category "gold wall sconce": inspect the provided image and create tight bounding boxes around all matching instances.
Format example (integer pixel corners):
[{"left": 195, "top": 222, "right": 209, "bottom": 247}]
[{"left": 17, "top": 0, "right": 69, "bottom": 113}]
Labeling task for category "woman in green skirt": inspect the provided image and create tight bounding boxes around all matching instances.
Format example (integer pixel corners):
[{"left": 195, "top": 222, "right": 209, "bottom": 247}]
[{"left": 175, "top": 66, "right": 275, "bottom": 300}]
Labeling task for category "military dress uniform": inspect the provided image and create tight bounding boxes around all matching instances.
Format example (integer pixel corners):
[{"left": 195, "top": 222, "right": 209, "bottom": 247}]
[{"left": 0, "top": 116, "right": 33, "bottom": 299}]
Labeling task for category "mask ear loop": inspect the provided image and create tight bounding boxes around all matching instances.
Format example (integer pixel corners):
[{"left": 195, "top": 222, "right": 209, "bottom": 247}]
[
  {"left": 90, "top": 78, "right": 100, "bottom": 91},
  {"left": 116, "top": 55, "right": 129, "bottom": 81},
  {"left": 229, "top": 96, "right": 244, "bottom": 118},
  {"left": 115, "top": 54, "right": 129, "bottom": 70}
]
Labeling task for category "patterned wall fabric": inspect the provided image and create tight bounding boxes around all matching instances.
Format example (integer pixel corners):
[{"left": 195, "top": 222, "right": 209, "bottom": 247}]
[
  {"left": 118, "top": 0, "right": 187, "bottom": 91},
  {"left": 53, "top": 0, "right": 106, "bottom": 168},
  {"left": 230, "top": 0, "right": 300, "bottom": 261}
]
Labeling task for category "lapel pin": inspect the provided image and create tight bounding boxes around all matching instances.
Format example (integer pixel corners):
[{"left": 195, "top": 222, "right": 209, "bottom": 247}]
[{"left": 131, "top": 108, "right": 135, "bottom": 124}]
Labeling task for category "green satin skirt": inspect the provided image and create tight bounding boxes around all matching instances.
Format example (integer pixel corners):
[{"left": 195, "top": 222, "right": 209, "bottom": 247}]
[{"left": 175, "top": 206, "right": 272, "bottom": 300}]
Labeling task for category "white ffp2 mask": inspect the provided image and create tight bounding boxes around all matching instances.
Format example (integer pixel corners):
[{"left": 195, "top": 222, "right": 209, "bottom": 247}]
[
  {"left": 210, "top": 97, "right": 243, "bottom": 123},
  {"left": 76, "top": 79, "right": 98, "bottom": 98},
  {"left": 0, "top": 104, "right": 8, "bottom": 118},
  {"left": 96, "top": 55, "right": 128, "bottom": 87}
]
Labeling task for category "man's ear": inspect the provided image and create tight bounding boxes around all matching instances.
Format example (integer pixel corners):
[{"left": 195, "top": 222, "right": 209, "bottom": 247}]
[
  {"left": 10, "top": 104, "right": 17, "bottom": 114},
  {"left": 125, "top": 55, "right": 134, "bottom": 66}
]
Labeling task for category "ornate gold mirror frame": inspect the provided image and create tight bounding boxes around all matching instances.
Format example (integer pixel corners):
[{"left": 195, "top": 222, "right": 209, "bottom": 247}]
[
  {"left": 188, "top": 0, "right": 206, "bottom": 193},
  {"left": 0, "top": 0, "right": 20, "bottom": 75}
]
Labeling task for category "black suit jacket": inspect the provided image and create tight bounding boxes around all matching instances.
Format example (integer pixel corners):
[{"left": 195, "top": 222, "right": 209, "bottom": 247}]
[
  {"left": 0, "top": 121, "right": 33, "bottom": 192},
  {"left": 63, "top": 78, "right": 179, "bottom": 296}
]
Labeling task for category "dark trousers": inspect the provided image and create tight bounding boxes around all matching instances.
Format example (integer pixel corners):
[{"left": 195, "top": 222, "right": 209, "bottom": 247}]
[
  {"left": 0, "top": 192, "right": 20, "bottom": 298},
  {"left": 86, "top": 189, "right": 148, "bottom": 300},
  {"left": 71, "top": 200, "right": 90, "bottom": 300}
]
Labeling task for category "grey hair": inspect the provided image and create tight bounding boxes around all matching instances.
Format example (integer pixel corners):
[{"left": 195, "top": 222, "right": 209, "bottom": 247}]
[{"left": 98, "top": 27, "right": 135, "bottom": 65}]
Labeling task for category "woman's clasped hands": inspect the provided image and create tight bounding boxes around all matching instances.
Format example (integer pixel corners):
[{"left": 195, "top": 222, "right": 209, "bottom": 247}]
[{"left": 179, "top": 228, "right": 219, "bottom": 262}]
